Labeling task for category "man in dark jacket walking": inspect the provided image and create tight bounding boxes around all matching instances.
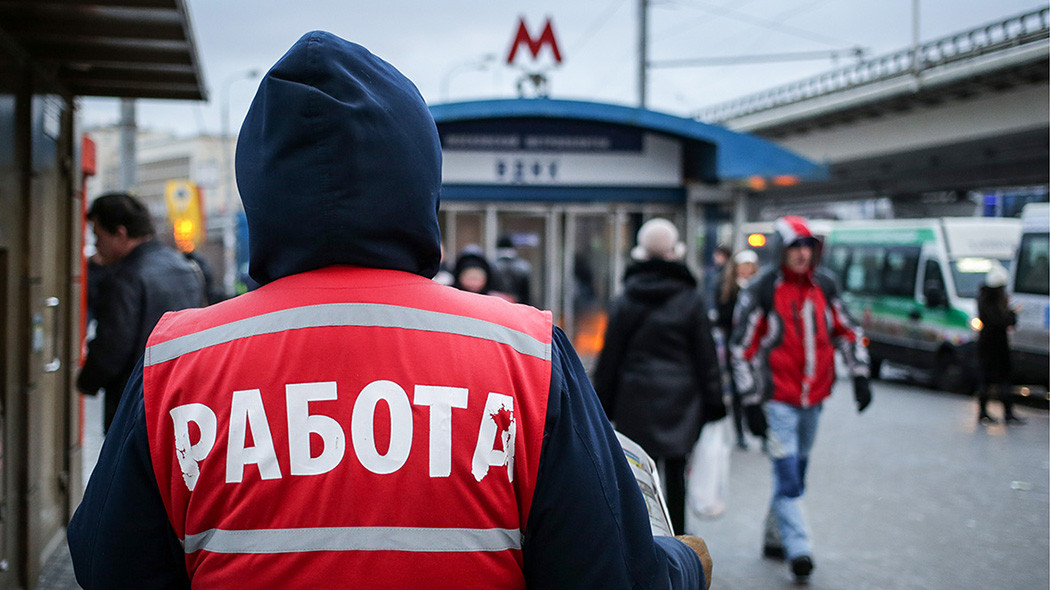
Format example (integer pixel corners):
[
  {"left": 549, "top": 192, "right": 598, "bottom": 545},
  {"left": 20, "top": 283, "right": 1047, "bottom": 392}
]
[
  {"left": 594, "top": 217, "right": 726, "bottom": 534},
  {"left": 77, "top": 192, "right": 204, "bottom": 431},
  {"left": 730, "top": 215, "right": 871, "bottom": 582}
]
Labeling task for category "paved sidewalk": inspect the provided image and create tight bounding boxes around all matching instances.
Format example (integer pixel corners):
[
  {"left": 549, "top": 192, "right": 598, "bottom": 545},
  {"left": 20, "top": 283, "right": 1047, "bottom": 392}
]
[
  {"left": 37, "top": 391, "right": 105, "bottom": 589},
  {"left": 685, "top": 370, "right": 1049, "bottom": 589},
  {"left": 36, "top": 541, "right": 77, "bottom": 590}
]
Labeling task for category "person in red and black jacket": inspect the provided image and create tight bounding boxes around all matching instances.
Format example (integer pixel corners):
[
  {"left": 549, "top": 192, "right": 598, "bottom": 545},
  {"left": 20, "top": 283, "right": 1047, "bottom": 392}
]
[{"left": 728, "top": 215, "right": 872, "bottom": 583}]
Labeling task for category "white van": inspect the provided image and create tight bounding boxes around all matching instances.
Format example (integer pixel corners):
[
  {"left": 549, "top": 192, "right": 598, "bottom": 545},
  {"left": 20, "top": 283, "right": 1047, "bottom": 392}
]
[
  {"left": 823, "top": 217, "right": 1021, "bottom": 392},
  {"left": 1009, "top": 203, "right": 1049, "bottom": 387}
]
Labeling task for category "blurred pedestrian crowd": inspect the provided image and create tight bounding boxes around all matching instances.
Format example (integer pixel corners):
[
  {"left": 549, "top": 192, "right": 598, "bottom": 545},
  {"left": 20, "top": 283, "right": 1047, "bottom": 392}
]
[{"left": 435, "top": 236, "right": 534, "bottom": 306}]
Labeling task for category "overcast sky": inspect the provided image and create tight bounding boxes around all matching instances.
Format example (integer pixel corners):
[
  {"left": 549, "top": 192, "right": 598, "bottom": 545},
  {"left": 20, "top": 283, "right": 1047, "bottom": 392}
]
[{"left": 79, "top": 0, "right": 1045, "bottom": 137}]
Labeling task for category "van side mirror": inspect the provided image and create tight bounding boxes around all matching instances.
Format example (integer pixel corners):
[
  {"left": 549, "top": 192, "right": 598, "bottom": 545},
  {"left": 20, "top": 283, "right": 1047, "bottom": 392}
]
[{"left": 924, "top": 282, "right": 946, "bottom": 308}]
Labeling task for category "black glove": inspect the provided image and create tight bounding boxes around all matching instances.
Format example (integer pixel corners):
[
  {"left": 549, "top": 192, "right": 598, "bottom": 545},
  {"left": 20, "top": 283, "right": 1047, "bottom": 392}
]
[
  {"left": 744, "top": 404, "right": 767, "bottom": 437},
  {"left": 854, "top": 376, "right": 872, "bottom": 413}
]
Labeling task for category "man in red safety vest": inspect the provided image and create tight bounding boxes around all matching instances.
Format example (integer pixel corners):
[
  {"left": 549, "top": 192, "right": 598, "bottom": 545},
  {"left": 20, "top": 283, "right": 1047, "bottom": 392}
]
[{"left": 68, "top": 31, "right": 713, "bottom": 589}]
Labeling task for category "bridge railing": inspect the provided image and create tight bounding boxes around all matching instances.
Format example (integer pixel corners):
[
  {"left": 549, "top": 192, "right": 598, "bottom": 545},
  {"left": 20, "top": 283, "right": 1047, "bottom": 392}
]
[{"left": 694, "top": 7, "right": 1049, "bottom": 124}]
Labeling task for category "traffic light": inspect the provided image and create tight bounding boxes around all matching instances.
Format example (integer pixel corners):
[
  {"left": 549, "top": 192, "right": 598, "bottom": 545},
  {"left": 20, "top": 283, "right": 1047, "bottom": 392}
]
[
  {"left": 165, "top": 180, "right": 205, "bottom": 253},
  {"left": 173, "top": 218, "right": 197, "bottom": 252}
]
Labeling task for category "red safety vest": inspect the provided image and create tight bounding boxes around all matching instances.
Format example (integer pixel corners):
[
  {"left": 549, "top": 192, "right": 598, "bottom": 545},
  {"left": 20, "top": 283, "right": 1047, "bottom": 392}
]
[{"left": 143, "top": 266, "right": 552, "bottom": 589}]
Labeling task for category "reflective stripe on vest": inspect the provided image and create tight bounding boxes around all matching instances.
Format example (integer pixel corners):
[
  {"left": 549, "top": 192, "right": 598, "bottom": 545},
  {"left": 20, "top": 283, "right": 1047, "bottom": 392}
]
[
  {"left": 145, "top": 302, "right": 550, "bottom": 366},
  {"left": 183, "top": 526, "right": 521, "bottom": 554}
]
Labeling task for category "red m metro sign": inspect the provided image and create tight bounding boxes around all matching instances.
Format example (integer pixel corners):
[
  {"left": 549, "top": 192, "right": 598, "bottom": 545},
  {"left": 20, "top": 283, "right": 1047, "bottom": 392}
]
[{"left": 505, "top": 16, "right": 563, "bottom": 65}]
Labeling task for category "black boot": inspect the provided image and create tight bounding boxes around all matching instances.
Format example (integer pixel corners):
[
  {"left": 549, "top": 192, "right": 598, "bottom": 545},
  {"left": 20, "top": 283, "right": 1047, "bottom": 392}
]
[
  {"left": 1002, "top": 388, "right": 1025, "bottom": 425},
  {"left": 791, "top": 555, "right": 814, "bottom": 583},
  {"left": 978, "top": 391, "right": 997, "bottom": 424}
]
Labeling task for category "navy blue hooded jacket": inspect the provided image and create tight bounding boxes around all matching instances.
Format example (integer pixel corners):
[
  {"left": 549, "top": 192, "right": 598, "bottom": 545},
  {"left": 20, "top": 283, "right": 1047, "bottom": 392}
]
[{"left": 67, "top": 31, "right": 704, "bottom": 589}]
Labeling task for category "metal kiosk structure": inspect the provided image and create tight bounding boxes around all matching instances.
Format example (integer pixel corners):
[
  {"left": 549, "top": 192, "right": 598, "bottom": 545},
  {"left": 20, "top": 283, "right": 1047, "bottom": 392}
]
[{"left": 0, "top": 2, "right": 205, "bottom": 586}]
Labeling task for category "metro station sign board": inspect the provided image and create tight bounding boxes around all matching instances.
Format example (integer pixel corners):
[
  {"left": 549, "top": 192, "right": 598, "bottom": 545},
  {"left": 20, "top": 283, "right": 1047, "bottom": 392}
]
[
  {"left": 441, "top": 119, "right": 641, "bottom": 152},
  {"left": 439, "top": 119, "right": 682, "bottom": 187}
]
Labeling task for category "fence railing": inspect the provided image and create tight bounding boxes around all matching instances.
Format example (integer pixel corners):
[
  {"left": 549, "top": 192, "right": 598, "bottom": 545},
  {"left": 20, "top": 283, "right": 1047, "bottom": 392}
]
[{"left": 693, "top": 7, "right": 1049, "bottom": 124}]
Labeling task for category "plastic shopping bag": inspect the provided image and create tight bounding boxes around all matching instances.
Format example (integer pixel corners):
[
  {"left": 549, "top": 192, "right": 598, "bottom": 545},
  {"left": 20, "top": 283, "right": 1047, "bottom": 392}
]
[{"left": 687, "top": 417, "right": 731, "bottom": 519}]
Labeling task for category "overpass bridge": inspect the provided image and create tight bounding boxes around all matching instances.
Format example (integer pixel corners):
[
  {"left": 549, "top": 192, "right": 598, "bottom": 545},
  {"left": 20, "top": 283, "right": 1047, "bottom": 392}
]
[{"left": 695, "top": 7, "right": 1049, "bottom": 219}]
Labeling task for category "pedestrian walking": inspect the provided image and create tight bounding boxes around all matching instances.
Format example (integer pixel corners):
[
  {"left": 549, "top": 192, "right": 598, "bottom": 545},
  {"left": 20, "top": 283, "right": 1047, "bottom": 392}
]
[
  {"left": 976, "top": 262, "right": 1025, "bottom": 425},
  {"left": 491, "top": 235, "right": 533, "bottom": 305},
  {"left": 77, "top": 192, "right": 204, "bottom": 432},
  {"left": 67, "top": 32, "right": 712, "bottom": 590},
  {"left": 451, "top": 249, "right": 494, "bottom": 295},
  {"left": 593, "top": 217, "right": 726, "bottom": 535},
  {"left": 729, "top": 215, "right": 872, "bottom": 583},
  {"left": 716, "top": 249, "right": 759, "bottom": 450},
  {"left": 183, "top": 249, "right": 224, "bottom": 305},
  {"left": 703, "top": 244, "right": 732, "bottom": 316}
]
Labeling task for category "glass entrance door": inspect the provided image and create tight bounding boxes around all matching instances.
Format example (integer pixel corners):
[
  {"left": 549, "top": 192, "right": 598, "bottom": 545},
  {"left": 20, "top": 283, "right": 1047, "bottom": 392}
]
[
  {"left": 438, "top": 202, "right": 689, "bottom": 371},
  {"left": 563, "top": 210, "right": 610, "bottom": 367},
  {"left": 495, "top": 210, "right": 547, "bottom": 307}
]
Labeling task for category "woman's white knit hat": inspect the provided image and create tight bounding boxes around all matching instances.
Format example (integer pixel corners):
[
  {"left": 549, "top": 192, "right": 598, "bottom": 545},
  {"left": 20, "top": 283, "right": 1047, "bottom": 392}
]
[
  {"left": 985, "top": 262, "right": 1009, "bottom": 288},
  {"left": 631, "top": 218, "right": 686, "bottom": 261},
  {"left": 734, "top": 249, "right": 758, "bottom": 265}
]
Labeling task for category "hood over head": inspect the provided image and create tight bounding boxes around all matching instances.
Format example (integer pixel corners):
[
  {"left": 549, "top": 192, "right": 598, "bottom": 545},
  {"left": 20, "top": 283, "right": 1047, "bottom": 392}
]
[
  {"left": 236, "top": 31, "right": 442, "bottom": 285},
  {"left": 451, "top": 251, "right": 492, "bottom": 293},
  {"left": 623, "top": 259, "right": 697, "bottom": 305},
  {"left": 774, "top": 215, "right": 822, "bottom": 271}
]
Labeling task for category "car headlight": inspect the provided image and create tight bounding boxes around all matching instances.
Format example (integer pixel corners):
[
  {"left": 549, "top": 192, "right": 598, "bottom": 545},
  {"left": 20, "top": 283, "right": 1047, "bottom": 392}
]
[{"left": 970, "top": 317, "right": 983, "bottom": 331}]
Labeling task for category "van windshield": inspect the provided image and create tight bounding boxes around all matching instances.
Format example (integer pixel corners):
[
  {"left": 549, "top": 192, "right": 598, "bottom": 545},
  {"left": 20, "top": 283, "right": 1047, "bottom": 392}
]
[
  {"left": 1014, "top": 233, "right": 1050, "bottom": 296},
  {"left": 951, "top": 258, "right": 1011, "bottom": 298}
]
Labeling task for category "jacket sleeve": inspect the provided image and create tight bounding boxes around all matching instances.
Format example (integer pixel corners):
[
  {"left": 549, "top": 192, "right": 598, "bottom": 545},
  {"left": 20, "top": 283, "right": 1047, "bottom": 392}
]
[
  {"left": 728, "top": 284, "right": 767, "bottom": 405},
  {"left": 819, "top": 273, "right": 870, "bottom": 379},
  {"left": 77, "top": 272, "right": 143, "bottom": 395},
  {"left": 523, "top": 327, "right": 705, "bottom": 589},
  {"left": 67, "top": 359, "right": 190, "bottom": 589}
]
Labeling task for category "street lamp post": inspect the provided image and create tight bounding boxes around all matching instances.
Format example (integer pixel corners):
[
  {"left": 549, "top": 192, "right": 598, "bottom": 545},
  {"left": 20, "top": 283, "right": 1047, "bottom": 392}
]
[{"left": 220, "top": 69, "right": 259, "bottom": 297}]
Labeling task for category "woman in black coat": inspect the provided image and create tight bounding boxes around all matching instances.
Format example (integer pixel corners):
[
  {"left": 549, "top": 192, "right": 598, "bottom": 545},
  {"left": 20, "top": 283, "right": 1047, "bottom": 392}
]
[
  {"left": 976, "top": 263, "right": 1024, "bottom": 424},
  {"left": 593, "top": 218, "right": 726, "bottom": 533}
]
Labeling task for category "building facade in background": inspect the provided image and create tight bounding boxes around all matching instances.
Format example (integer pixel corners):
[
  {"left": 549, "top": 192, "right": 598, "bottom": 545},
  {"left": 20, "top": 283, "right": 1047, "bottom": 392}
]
[{"left": 84, "top": 128, "right": 239, "bottom": 299}]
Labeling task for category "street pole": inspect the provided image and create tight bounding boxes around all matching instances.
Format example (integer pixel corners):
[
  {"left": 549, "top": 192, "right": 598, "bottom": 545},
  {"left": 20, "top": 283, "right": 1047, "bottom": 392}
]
[
  {"left": 220, "top": 69, "right": 259, "bottom": 297},
  {"left": 912, "top": 0, "right": 922, "bottom": 78},
  {"left": 638, "top": 0, "right": 648, "bottom": 108},
  {"left": 118, "top": 98, "right": 136, "bottom": 191}
]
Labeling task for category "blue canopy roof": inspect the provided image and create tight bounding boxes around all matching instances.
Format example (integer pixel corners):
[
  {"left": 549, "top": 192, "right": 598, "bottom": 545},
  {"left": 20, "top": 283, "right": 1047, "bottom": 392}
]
[{"left": 429, "top": 98, "right": 827, "bottom": 183}]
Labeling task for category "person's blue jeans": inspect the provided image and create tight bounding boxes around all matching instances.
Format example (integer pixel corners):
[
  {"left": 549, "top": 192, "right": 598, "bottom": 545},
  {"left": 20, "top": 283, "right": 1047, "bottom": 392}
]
[{"left": 763, "top": 400, "right": 822, "bottom": 560}]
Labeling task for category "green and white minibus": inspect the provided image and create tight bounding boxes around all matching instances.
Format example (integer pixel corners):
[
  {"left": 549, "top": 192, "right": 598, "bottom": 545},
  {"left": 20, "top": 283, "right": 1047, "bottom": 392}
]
[{"left": 823, "top": 218, "right": 1021, "bottom": 392}]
